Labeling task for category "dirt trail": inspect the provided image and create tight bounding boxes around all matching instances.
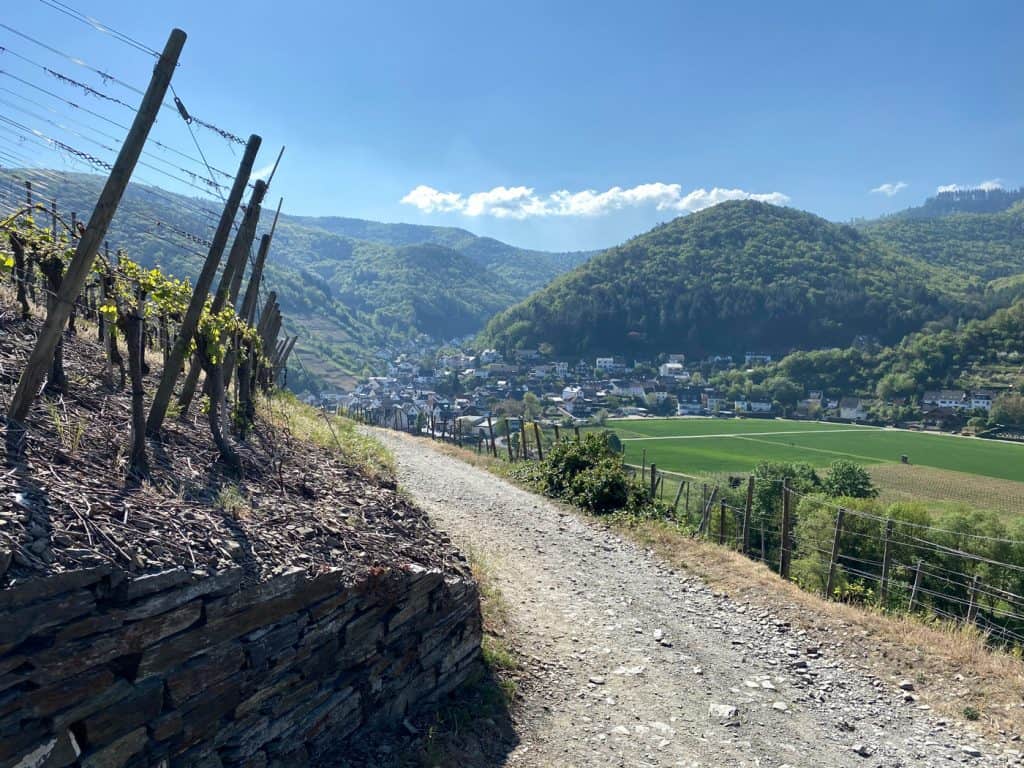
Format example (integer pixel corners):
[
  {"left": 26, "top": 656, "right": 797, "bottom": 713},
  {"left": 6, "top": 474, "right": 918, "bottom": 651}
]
[{"left": 374, "top": 430, "right": 1019, "bottom": 768}]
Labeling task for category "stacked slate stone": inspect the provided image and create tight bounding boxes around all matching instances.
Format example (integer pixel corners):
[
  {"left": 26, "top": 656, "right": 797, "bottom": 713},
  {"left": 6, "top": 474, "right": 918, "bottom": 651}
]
[{"left": 0, "top": 561, "right": 481, "bottom": 767}]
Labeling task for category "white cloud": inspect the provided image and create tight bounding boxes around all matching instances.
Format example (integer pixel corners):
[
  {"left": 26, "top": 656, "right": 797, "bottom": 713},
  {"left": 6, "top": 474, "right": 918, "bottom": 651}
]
[
  {"left": 936, "top": 178, "right": 1004, "bottom": 194},
  {"left": 870, "top": 181, "right": 908, "bottom": 197},
  {"left": 400, "top": 182, "right": 790, "bottom": 219},
  {"left": 251, "top": 163, "right": 276, "bottom": 181}
]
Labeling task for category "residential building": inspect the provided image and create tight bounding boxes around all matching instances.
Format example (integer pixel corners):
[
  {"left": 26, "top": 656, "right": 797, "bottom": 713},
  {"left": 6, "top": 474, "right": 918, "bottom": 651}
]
[
  {"left": 659, "top": 362, "right": 685, "bottom": 378},
  {"left": 735, "top": 399, "right": 772, "bottom": 414},
  {"left": 839, "top": 397, "right": 867, "bottom": 421}
]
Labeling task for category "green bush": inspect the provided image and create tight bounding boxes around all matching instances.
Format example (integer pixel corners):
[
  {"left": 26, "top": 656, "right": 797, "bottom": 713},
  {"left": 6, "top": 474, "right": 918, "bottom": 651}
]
[{"left": 536, "top": 433, "right": 655, "bottom": 516}]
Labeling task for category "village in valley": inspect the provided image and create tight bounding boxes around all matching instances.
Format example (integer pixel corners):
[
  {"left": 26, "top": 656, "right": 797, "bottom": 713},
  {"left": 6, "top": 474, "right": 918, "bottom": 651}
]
[{"left": 309, "top": 342, "right": 1000, "bottom": 438}]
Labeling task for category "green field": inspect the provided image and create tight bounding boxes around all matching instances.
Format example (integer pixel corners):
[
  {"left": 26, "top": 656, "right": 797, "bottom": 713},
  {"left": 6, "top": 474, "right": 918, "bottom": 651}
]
[{"left": 606, "top": 417, "right": 1024, "bottom": 483}]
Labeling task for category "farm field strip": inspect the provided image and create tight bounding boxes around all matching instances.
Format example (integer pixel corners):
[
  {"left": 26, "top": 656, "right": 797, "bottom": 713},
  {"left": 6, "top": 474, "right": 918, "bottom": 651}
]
[
  {"left": 606, "top": 418, "right": 1024, "bottom": 483},
  {"left": 732, "top": 435, "right": 890, "bottom": 464},
  {"left": 622, "top": 427, "right": 870, "bottom": 441}
]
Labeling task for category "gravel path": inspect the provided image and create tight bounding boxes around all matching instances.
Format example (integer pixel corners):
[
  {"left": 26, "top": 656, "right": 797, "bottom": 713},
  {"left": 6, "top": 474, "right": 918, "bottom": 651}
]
[{"left": 374, "top": 430, "right": 1021, "bottom": 768}]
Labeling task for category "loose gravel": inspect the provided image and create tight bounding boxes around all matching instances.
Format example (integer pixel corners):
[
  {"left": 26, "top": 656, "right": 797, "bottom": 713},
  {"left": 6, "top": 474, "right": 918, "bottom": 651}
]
[{"left": 374, "top": 430, "right": 1024, "bottom": 767}]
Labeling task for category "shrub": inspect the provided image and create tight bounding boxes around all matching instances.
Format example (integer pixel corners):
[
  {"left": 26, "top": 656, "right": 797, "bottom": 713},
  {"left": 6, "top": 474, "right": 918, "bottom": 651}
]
[
  {"left": 823, "top": 460, "right": 877, "bottom": 498},
  {"left": 536, "top": 433, "right": 654, "bottom": 516}
]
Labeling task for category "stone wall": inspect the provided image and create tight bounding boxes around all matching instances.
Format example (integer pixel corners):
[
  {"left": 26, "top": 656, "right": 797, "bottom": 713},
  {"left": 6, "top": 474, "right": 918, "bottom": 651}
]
[{"left": 0, "top": 561, "right": 481, "bottom": 767}]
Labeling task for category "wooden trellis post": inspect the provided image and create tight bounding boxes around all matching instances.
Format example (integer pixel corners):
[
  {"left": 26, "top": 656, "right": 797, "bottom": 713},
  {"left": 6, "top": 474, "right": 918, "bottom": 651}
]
[
  {"left": 9, "top": 29, "right": 187, "bottom": 430},
  {"left": 148, "top": 133, "right": 261, "bottom": 437}
]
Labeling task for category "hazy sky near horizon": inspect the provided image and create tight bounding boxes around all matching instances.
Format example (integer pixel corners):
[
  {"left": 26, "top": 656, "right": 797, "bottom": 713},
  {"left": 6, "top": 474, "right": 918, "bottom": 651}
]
[{"left": 3, "top": 0, "right": 1021, "bottom": 251}]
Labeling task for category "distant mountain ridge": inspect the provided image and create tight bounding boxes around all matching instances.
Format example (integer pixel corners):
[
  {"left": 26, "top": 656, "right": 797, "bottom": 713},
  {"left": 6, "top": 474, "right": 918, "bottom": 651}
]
[
  {"left": 859, "top": 198, "right": 1024, "bottom": 281},
  {"left": 888, "top": 186, "right": 1024, "bottom": 220}
]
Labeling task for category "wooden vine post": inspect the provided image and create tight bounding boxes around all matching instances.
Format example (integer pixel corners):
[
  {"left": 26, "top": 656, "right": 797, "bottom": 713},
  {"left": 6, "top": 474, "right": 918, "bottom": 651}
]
[
  {"left": 718, "top": 499, "right": 726, "bottom": 545},
  {"left": 503, "top": 418, "right": 513, "bottom": 461},
  {"left": 519, "top": 420, "right": 529, "bottom": 460},
  {"left": 8, "top": 28, "right": 186, "bottom": 443},
  {"left": 177, "top": 179, "right": 268, "bottom": 416},
  {"left": 533, "top": 422, "right": 544, "bottom": 460},
  {"left": 147, "top": 133, "right": 261, "bottom": 437}
]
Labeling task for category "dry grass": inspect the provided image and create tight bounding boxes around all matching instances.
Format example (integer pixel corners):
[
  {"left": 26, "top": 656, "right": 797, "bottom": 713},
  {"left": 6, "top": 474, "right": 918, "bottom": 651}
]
[
  {"left": 262, "top": 392, "right": 396, "bottom": 484},
  {"left": 870, "top": 463, "right": 1024, "bottom": 520},
  {"left": 626, "top": 519, "right": 1024, "bottom": 738}
]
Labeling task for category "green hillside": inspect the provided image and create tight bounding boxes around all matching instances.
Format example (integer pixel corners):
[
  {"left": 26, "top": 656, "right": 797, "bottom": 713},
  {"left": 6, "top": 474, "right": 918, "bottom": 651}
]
[
  {"left": 765, "top": 297, "right": 1024, "bottom": 399},
  {"left": 860, "top": 199, "right": 1024, "bottom": 281},
  {"left": 480, "top": 200, "right": 974, "bottom": 360},
  {"left": 1, "top": 169, "right": 589, "bottom": 388}
]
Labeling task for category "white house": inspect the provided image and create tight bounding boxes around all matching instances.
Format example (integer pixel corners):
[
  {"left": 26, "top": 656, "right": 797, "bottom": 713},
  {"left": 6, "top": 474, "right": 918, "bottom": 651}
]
[
  {"left": 735, "top": 399, "right": 772, "bottom": 414},
  {"left": 744, "top": 353, "right": 773, "bottom": 366},
  {"left": 611, "top": 380, "right": 646, "bottom": 398},
  {"left": 596, "top": 357, "right": 617, "bottom": 372},
  {"left": 839, "top": 397, "right": 867, "bottom": 421},
  {"left": 659, "top": 362, "right": 685, "bottom": 378},
  {"left": 971, "top": 391, "right": 996, "bottom": 411},
  {"left": 922, "top": 390, "right": 967, "bottom": 409}
]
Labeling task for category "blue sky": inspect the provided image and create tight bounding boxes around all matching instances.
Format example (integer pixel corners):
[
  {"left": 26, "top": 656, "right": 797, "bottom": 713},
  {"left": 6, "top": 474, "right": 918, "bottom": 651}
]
[{"left": 3, "top": 0, "right": 1022, "bottom": 252}]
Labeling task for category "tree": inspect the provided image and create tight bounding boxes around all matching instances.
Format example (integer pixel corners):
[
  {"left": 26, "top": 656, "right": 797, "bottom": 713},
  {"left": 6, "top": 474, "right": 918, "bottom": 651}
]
[
  {"left": 766, "top": 376, "right": 803, "bottom": 414},
  {"left": 523, "top": 392, "right": 542, "bottom": 421},
  {"left": 822, "top": 460, "right": 878, "bottom": 499},
  {"left": 992, "top": 393, "right": 1024, "bottom": 426}
]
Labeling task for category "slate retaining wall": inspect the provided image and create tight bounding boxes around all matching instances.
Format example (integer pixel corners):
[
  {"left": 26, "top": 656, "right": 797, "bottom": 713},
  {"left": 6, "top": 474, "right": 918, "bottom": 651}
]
[{"left": 0, "top": 561, "right": 481, "bottom": 767}]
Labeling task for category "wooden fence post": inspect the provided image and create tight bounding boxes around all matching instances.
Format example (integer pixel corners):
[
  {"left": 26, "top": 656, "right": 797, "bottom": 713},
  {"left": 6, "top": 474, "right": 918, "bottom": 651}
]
[
  {"left": 574, "top": 425, "right": 581, "bottom": 442},
  {"left": 825, "top": 507, "right": 846, "bottom": 598},
  {"left": 879, "top": 519, "right": 894, "bottom": 607},
  {"left": 698, "top": 486, "right": 718, "bottom": 537},
  {"left": 685, "top": 481, "right": 690, "bottom": 518},
  {"left": 967, "top": 575, "right": 980, "bottom": 623},
  {"left": 487, "top": 415, "right": 497, "bottom": 457},
  {"left": 553, "top": 424, "right": 560, "bottom": 443},
  {"left": 909, "top": 559, "right": 924, "bottom": 612},
  {"left": 641, "top": 449, "right": 647, "bottom": 483},
  {"left": 504, "top": 418, "right": 513, "bottom": 461},
  {"left": 671, "top": 480, "right": 684, "bottom": 516},
  {"left": 741, "top": 476, "right": 754, "bottom": 555},
  {"left": 718, "top": 499, "right": 726, "bottom": 545},
  {"left": 779, "top": 480, "right": 792, "bottom": 579},
  {"left": 533, "top": 422, "right": 544, "bottom": 461},
  {"left": 649, "top": 464, "right": 657, "bottom": 498},
  {"left": 9, "top": 29, "right": 187, "bottom": 428},
  {"left": 520, "top": 420, "right": 529, "bottom": 460}
]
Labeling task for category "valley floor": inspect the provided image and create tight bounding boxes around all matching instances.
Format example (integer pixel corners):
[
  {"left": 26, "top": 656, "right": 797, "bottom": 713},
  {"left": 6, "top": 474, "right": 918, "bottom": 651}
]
[{"left": 372, "top": 429, "right": 1023, "bottom": 768}]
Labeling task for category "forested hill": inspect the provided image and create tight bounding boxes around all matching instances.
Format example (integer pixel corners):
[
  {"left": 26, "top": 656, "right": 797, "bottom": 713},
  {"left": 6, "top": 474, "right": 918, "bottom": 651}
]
[
  {"left": 283, "top": 214, "right": 594, "bottom": 292},
  {"left": 0, "top": 169, "right": 591, "bottom": 388},
  {"left": 884, "top": 186, "right": 1024, "bottom": 220},
  {"left": 480, "top": 200, "right": 973, "bottom": 360},
  {"left": 859, "top": 199, "right": 1024, "bottom": 281}
]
